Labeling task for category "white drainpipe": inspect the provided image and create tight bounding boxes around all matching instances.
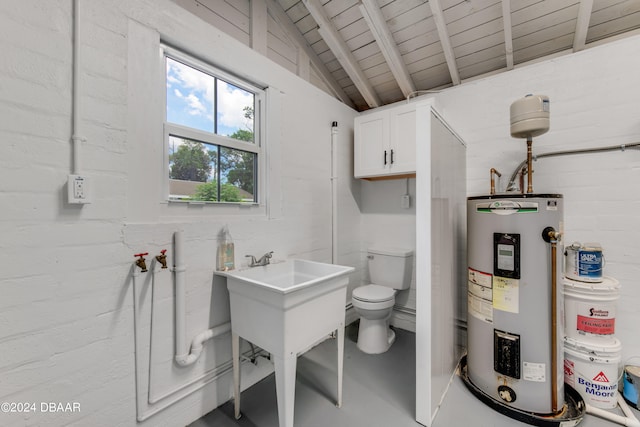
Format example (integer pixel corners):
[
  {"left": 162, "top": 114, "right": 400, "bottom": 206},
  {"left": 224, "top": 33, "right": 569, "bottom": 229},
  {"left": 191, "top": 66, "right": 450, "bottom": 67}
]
[
  {"left": 585, "top": 394, "right": 640, "bottom": 427},
  {"left": 173, "top": 230, "right": 231, "bottom": 366},
  {"left": 331, "top": 122, "right": 339, "bottom": 264}
]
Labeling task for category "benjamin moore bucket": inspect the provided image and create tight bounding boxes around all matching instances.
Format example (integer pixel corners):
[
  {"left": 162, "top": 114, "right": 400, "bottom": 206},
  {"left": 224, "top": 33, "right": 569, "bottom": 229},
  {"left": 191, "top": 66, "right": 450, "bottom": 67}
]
[
  {"left": 564, "top": 242, "right": 604, "bottom": 282},
  {"left": 564, "top": 337, "right": 621, "bottom": 409},
  {"left": 563, "top": 276, "right": 620, "bottom": 344}
]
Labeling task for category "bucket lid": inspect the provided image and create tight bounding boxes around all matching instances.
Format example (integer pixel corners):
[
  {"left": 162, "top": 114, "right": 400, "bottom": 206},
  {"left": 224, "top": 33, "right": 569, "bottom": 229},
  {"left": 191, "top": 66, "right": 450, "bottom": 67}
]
[
  {"left": 352, "top": 284, "right": 395, "bottom": 302},
  {"left": 564, "top": 336, "right": 622, "bottom": 354},
  {"left": 565, "top": 242, "right": 602, "bottom": 251},
  {"left": 626, "top": 366, "right": 640, "bottom": 377},
  {"left": 367, "top": 247, "right": 413, "bottom": 257},
  {"left": 582, "top": 242, "right": 603, "bottom": 251},
  {"left": 624, "top": 365, "right": 640, "bottom": 378},
  {"left": 563, "top": 275, "right": 620, "bottom": 290}
]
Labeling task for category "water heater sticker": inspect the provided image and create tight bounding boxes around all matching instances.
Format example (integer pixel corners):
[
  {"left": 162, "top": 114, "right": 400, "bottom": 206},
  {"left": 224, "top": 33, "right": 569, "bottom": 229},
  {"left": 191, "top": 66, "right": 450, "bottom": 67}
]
[
  {"left": 546, "top": 200, "right": 558, "bottom": 211},
  {"left": 468, "top": 268, "right": 494, "bottom": 323},
  {"left": 492, "top": 276, "right": 519, "bottom": 313},
  {"left": 468, "top": 268, "right": 492, "bottom": 288},
  {"left": 523, "top": 361, "right": 546, "bottom": 382},
  {"left": 468, "top": 292, "right": 493, "bottom": 323}
]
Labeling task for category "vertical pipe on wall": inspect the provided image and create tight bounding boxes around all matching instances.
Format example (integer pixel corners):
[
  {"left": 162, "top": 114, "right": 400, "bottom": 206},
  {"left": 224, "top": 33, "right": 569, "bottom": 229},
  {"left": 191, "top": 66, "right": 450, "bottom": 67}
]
[
  {"left": 173, "top": 230, "right": 231, "bottom": 367},
  {"left": 174, "top": 230, "right": 188, "bottom": 361},
  {"left": 331, "top": 122, "right": 339, "bottom": 264},
  {"left": 71, "top": 0, "right": 85, "bottom": 174}
]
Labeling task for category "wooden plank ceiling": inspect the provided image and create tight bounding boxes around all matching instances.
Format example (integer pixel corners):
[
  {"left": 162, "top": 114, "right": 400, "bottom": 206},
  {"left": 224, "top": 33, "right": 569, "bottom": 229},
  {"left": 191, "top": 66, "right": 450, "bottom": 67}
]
[{"left": 276, "top": 0, "right": 640, "bottom": 111}]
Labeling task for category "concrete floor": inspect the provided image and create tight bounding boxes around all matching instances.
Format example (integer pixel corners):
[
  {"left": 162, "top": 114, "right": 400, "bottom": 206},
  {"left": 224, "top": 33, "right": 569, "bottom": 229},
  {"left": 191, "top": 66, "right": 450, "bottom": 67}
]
[{"left": 191, "top": 324, "right": 637, "bottom": 427}]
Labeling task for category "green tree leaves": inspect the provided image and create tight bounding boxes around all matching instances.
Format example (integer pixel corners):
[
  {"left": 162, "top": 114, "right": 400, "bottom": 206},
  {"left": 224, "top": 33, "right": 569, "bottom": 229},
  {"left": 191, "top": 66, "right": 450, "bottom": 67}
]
[{"left": 169, "top": 140, "right": 212, "bottom": 182}]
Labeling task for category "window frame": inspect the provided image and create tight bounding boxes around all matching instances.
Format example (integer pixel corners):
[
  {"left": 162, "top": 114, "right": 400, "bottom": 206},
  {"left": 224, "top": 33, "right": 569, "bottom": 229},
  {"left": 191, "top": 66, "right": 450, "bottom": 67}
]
[{"left": 161, "top": 44, "right": 265, "bottom": 206}]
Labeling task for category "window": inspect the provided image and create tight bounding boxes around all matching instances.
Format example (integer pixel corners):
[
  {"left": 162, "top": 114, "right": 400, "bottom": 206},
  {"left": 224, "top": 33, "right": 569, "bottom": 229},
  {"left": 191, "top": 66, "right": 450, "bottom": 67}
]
[{"left": 163, "top": 47, "right": 263, "bottom": 204}]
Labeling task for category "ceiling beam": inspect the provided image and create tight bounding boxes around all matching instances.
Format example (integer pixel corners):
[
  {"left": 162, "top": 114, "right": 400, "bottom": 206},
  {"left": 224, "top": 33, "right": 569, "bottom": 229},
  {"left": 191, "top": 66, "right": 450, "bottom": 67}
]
[
  {"left": 573, "top": 0, "right": 594, "bottom": 52},
  {"left": 428, "top": 0, "right": 460, "bottom": 85},
  {"left": 251, "top": 0, "right": 268, "bottom": 56},
  {"left": 359, "top": 0, "right": 416, "bottom": 98},
  {"left": 501, "top": 0, "right": 514, "bottom": 70},
  {"left": 265, "top": 0, "right": 354, "bottom": 107},
  {"left": 302, "top": 0, "right": 381, "bottom": 108}
]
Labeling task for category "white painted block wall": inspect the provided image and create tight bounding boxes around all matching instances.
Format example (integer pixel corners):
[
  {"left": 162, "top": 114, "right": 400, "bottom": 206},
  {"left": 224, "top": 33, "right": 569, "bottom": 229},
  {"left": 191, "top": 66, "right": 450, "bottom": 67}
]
[
  {"left": 0, "top": 1, "right": 359, "bottom": 426},
  {"left": 434, "top": 34, "right": 640, "bottom": 360},
  {"left": 357, "top": 34, "right": 640, "bottom": 364}
]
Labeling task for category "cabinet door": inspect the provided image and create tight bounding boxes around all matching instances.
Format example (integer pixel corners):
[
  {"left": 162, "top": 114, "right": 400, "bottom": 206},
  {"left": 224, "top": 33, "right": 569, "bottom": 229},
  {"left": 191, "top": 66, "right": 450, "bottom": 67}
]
[
  {"left": 388, "top": 104, "right": 416, "bottom": 175},
  {"left": 354, "top": 112, "right": 389, "bottom": 178}
]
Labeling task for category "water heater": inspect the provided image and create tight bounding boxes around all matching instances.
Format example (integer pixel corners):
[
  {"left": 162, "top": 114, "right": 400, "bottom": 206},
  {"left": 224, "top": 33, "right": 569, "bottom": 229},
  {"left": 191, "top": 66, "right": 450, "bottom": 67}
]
[
  {"left": 462, "top": 95, "right": 584, "bottom": 425},
  {"left": 467, "top": 194, "right": 564, "bottom": 417}
]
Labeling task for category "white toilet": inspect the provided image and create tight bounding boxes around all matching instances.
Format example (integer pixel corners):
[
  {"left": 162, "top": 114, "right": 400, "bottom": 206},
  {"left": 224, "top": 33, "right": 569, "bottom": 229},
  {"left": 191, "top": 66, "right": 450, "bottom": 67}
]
[{"left": 352, "top": 247, "right": 413, "bottom": 354}]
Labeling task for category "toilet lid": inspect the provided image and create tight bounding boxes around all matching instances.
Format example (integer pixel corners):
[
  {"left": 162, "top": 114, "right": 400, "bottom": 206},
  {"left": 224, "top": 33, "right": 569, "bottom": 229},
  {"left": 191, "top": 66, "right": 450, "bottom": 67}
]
[{"left": 352, "top": 285, "right": 395, "bottom": 303}]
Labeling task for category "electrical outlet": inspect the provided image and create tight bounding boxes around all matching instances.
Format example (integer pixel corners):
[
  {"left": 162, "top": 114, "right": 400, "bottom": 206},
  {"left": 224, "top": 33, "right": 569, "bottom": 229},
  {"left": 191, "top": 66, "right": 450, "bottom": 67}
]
[
  {"left": 67, "top": 174, "right": 91, "bottom": 204},
  {"left": 401, "top": 194, "right": 411, "bottom": 209}
]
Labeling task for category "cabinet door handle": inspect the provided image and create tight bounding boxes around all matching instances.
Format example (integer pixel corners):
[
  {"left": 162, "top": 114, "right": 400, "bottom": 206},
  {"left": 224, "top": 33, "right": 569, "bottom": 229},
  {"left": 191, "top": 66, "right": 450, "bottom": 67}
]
[
  {"left": 384, "top": 150, "right": 387, "bottom": 165},
  {"left": 390, "top": 149, "right": 394, "bottom": 164}
]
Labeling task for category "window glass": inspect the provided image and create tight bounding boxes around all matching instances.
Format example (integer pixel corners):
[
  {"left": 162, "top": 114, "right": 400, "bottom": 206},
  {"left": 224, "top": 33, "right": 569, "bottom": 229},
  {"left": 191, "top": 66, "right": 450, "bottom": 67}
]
[
  {"left": 217, "top": 79, "right": 255, "bottom": 142},
  {"left": 166, "top": 58, "right": 215, "bottom": 134},
  {"left": 164, "top": 48, "right": 261, "bottom": 205},
  {"left": 219, "top": 147, "right": 256, "bottom": 202}
]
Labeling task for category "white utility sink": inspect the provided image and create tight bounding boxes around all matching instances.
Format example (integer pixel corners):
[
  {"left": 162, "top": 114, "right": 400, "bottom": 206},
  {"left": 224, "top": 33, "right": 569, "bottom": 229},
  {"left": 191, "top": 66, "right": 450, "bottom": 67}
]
[{"left": 217, "top": 259, "right": 354, "bottom": 427}]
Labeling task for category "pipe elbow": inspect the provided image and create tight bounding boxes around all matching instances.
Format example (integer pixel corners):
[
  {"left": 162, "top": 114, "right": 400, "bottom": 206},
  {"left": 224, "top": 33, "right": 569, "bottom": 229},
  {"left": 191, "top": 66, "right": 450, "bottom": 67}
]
[
  {"left": 174, "top": 324, "right": 231, "bottom": 367},
  {"left": 175, "top": 353, "right": 195, "bottom": 366}
]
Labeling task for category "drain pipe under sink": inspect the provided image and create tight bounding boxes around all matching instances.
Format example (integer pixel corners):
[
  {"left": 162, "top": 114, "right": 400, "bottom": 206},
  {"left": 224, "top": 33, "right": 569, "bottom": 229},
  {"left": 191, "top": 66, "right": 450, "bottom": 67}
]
[{"left": 173, "top": 230, "right": 231, "bottom": 366}]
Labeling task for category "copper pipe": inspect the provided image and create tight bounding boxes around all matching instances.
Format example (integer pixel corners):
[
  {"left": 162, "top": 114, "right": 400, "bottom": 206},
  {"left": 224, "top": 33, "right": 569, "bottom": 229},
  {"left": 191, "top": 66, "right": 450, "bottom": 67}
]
[
  {"left": 550, "top": 238, "right": 558, "bottom": 412},
  {"left": 526, "top": 137, "right": 533, "bottom": 193},
  {"left": 490, "top": 168, "right": 502, "bottom": 195},
  {"left": 545, "top": 228, "right": 562, "bottom": 414}
]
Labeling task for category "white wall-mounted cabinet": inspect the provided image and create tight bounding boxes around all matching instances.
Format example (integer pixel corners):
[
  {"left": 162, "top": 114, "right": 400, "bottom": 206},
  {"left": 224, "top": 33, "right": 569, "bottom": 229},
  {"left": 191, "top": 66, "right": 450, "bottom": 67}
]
[{"left": 354, "top": 103, "right": 416, "bottom": 178}]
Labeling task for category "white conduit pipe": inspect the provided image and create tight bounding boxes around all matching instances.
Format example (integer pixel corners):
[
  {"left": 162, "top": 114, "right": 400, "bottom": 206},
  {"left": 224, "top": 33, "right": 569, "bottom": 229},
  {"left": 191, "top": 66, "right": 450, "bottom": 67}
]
[
  {"left": 331, "top": 122, "right": 339, "bottom": 264},
  {"left": 173, "top": 230, "right": 231, "bottom": 366},
  {"left": 71, "top": 0, "right": 85, "bottom": 174},
  {"left": 585, "top": 394, "right": 640, "bottom": 427}
]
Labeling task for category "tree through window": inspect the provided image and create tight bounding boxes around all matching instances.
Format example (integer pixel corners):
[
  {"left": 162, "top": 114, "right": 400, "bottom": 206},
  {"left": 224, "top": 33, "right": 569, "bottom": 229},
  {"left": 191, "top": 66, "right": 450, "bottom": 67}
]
[{"left": 164, "top": 49, "right": 262, "bottom": 203}]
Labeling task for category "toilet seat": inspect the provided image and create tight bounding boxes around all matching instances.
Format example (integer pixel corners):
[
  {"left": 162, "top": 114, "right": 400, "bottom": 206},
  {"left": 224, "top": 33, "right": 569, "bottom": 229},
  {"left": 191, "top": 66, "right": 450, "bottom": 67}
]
[{"left": 352, "top": 284, "right": 395, "bottom": 303}]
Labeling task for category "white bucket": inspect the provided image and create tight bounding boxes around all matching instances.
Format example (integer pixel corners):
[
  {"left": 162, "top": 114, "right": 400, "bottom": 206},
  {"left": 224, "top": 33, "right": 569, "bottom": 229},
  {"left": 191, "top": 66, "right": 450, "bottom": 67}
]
[
  {"left": 564, "top": 337, "right": 622, "bottom": 409},
  {"left": 563, "top": 276, "right": 620, "bottom": 344},
  {"left": 564, "top": 242, "right": 604, "bottom": 282}
]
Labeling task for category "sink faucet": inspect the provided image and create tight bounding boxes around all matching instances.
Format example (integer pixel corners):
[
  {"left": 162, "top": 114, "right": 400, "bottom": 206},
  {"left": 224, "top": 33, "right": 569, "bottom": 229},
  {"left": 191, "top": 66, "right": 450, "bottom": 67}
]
[{"left": 245, "top": 251, "right": 274, "bottom": 267}]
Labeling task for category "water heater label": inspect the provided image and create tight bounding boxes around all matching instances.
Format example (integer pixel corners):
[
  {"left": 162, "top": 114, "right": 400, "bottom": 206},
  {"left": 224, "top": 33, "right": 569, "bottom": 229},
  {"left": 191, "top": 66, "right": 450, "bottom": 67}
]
[
  {"left": 468, "top": 293, "right": 493, "bottom": 323},
  {"left": 468, "top": 268, "right": 493, "bottom": 323},
  {"left": 523, "top": 361, "right": 546, "bottom": 382},
  {"left": 468, "top": 268, "right": 492, "bottom": 288},
  {"left": 492, "top": 276, "right": 519, "bottom": 313}
]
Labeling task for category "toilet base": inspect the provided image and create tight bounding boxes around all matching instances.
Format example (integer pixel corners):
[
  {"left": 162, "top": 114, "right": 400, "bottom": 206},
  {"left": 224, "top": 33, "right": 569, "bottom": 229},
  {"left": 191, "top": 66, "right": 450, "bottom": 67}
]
[{"left": 356, "top": 318, "right": 396, "bottom": 354}]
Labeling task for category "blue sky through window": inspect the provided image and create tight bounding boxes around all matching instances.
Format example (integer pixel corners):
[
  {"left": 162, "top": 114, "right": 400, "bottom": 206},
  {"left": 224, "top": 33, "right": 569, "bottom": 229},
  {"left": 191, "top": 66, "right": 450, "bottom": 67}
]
[{"left": 166, "top": 58, "right": 254, "bottom": 138}]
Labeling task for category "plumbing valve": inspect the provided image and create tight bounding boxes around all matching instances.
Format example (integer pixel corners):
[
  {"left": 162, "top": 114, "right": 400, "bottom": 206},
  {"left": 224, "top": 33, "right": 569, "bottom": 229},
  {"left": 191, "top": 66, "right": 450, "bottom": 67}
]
[
  {"left": 134, "top": 252, "right": 149, "bottom": 272},
  {"left": 156, "top": 249, "right": 168, "bottom": 269}
]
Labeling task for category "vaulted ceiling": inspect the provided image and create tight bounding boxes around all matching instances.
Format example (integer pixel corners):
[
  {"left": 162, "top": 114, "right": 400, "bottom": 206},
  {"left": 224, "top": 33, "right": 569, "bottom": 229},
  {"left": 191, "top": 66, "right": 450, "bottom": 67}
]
[{"left": 274, "top": 0, "right": 640, "bottom": 111}]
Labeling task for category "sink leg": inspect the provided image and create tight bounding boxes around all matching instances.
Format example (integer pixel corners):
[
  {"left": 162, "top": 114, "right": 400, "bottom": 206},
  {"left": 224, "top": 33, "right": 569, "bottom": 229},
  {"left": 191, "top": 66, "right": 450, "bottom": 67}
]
[
  {"left": 232, "top": 332, "right": 241, "bottom": 420},
  {"left": 274, "top": 353, "right": 297, "bottom": 427},
  {"left": 336, "top": 325, "right": 344, "bottom": 408}
]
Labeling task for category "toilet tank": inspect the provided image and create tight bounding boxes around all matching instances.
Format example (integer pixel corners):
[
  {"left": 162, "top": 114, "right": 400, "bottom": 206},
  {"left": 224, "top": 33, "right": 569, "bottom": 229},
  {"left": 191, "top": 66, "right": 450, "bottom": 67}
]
[{"left": 367, "top": 247, "right": 414, "bottom": 290}]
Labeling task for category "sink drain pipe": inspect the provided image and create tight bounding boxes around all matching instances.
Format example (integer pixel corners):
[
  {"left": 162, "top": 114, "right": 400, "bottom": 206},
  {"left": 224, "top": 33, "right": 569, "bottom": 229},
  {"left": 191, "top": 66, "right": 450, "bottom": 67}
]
[{"left": 173, "top": 230, "right": 231, "bottom": 366}]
